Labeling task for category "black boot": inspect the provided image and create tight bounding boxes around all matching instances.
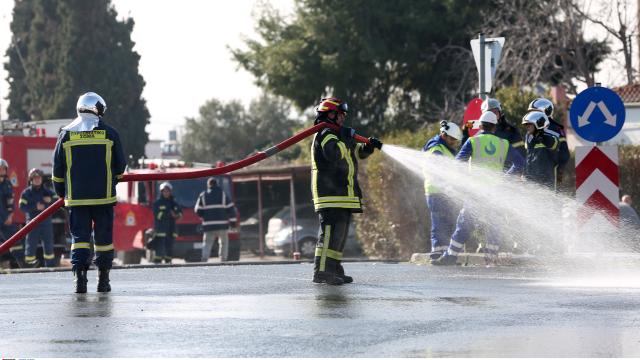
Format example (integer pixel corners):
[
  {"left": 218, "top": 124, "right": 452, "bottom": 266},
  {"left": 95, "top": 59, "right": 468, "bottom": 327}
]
[
  {"left": 97, "top": 268, "right": 111, "bottom": 293},
  {"left": 336, "top": 263, "right": 353, "bottom": 284},
  {"left": 74, "top": 268, "right": 88, "bottom": 294},
  {"left": 312, "top": 271, "right": 345, "bottom": 285}
]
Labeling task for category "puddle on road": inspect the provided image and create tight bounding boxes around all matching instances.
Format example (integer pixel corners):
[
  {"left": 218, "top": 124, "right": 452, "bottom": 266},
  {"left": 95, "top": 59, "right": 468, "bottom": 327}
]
[
  {"left": 50, "top": 339, "right": 97, "bottom": 344},
  {"left": 433, "top": 297, "right": 487, "bottom": 306}
]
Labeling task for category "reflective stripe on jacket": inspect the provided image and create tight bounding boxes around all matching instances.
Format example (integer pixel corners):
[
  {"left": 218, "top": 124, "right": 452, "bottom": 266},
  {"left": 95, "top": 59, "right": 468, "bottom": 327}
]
[
  {"left": 311, "top": 127, "right": 371, "bottom": 212},
  {"left": 422, "top": 135, "right": 455, "bottom": 194},
  {"left": 153, "top": 196, "right": 182, "bottom": 237},
  {"left": 52, "top": 121, "right": 126, "bottom": 206},
  {"left": 194, "top": 186, "right": 236, "bottom": 231}
]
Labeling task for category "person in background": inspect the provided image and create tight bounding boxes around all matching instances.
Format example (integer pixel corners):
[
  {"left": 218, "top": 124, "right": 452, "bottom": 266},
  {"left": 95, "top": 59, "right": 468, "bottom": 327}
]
[
  {"left": 195, "top": 177, "right": 237, "bottom": 262},
  {"left": 422, "top": 120, "right": 462, "bottom": 260},
  {"left": 482, "top": 98, "right": 525, "bottom": 158},
  {"left": 520, "top": 111, "right": 559, "bottom": 189},
  {"left": 0, "top": 158, "right": 22, "bottom": 267},
  {"left": 528, "top": 98, "right": 570, "bottom": 190},
  {"left": 620, "top": 195, "right": 640, "bottom": 249},
  {"left": 432, "top": 111, "right": 524, "bottom": 266},
  {"left": 19, "top": 168, "right": 57, "bottom": 267},
  {"left": 53, "top": 92, "right": 126, "bottom": 293},
  {"left": 152, "top": 182, "right": 182, "bottom": 264}
]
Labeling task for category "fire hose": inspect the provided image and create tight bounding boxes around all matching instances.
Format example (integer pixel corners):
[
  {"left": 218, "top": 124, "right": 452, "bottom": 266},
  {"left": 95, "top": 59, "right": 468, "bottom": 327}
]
[{"left": 0, "top": 122, "right": 373, "bottom": 255}]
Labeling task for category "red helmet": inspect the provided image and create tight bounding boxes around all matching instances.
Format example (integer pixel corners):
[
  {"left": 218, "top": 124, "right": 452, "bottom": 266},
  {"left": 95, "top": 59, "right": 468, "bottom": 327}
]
[{"left": 315, "top": 97, "right": 349, "bottom": 114}]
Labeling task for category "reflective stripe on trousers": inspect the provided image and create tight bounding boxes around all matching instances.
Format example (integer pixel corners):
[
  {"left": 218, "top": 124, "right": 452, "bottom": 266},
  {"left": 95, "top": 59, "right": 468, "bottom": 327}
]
[{"left": 314, "top": 208, "right": 351, "bottom": 274}]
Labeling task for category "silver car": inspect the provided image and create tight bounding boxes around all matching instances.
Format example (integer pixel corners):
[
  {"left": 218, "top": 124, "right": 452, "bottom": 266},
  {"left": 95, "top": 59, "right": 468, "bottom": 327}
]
[{"left": 265, "top": 204, "right": 360, "bottom": 258}]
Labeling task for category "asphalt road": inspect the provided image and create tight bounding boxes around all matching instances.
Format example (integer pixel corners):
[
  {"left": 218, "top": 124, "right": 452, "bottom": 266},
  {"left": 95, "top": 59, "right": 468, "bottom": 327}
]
[{"left": 1, "top": 260, "right": 640, "bottom": 357}]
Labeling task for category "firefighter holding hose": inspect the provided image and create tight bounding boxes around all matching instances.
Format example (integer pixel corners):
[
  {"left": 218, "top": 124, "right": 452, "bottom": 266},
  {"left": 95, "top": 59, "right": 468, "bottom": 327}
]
[
  {"left": 52, "top": 92, "right": 126, "bottom": 293},
  {"left": 311, "top": 98, "right": 382, "bottom": 285}
]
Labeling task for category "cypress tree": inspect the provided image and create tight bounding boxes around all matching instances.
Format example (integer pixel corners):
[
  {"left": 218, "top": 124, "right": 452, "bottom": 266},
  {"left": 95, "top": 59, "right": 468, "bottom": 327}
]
[{"left": 4, "top": 0, "right": 149, "bottom": 159}]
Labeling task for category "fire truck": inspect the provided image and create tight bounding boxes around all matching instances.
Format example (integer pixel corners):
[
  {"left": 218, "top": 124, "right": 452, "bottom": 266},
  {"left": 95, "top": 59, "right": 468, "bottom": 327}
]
[
  {"left": 0, "top": 120, "right": 70, "bottom": 266},
  {"left": 113, "top": 159, "right": 241, "bottom": 264}
]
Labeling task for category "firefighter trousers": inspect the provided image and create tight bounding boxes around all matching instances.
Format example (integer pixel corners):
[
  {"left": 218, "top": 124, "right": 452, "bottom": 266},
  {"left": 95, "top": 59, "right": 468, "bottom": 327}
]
[
  {"left": 25, "top": 223, "right": 55, "bottom": 267},
  {"left": 153, "top": 235, "right": 174, "bottom": 263},
  {"left": 69, "top": 205, "right": 114, "bottom": 270},
  {"left": 426, "top": 194, "right": 458, "bottom": 259},
  {"left": 314, "top": 208, "right": 351, "bottom": 275}
]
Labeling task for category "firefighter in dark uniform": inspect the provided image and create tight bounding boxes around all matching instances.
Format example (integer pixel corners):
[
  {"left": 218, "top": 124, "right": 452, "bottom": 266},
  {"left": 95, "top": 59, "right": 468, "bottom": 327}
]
[
  {"left": 53, "top": 92, "right": 126, "bottom": 293},
  {"left": 152, "top": 182, "right": 182, "bottom": 264},
  {"left": 311, "top": 98, "right": 382, "bottom": 285},
  {"left": 528, "top": 98, "right": 569, "bottom": 190},
  {"left": 481, "top": 98, "right": 526, "bottom": 158},
  {"left": 0, "top": 158, "right": 23, "bottom": 267},
  {"left": 521, "top": 111, "right": 559, "bottom": 189},
  {"left": 19, "top": 168, "right": 57, "bottom": 267},
  {"left": 195, "top": 177, "right": 236, "bottom": 262}
]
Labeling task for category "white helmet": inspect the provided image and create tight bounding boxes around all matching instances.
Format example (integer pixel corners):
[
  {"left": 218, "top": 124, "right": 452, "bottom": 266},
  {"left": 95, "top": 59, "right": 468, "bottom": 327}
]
[
  {"left": 0, "top": 159, "right": 8, "bottom": 169},
  {"left": 77, "top": 92, "right": 107, "bottom": 117},
  {"left": 528, "top": 98, "right": 554, "bottom": 117},
  {"left": 480, "top": 98, "right": 502, "bottom": 113},
  {"left": 159, "top": 182, "right": 172, "bottom": 191},
  {"left": 478, "top": 111, "right": 498, "bottom": 124},
  {"left": 521, "top": 111, "right": 549, "bottom": 130},
  {"left": 439, "top": 120, "right": 462, "bottom": 140}
]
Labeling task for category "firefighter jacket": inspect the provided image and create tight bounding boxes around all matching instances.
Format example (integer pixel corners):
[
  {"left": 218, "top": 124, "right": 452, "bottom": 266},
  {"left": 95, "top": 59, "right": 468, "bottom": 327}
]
[
  {"left": 456, "top": 132, "right": 525, "bottom": 175},
  {"left": 524, "top": 131, "right": 559, "bottom": 188},
  {"left": 52, "top": 117, "right": 126, "bottom": 206},
  {"left": 19, "top": 185, "right": 56, "bottom": 225},
  {"left": 0, "top": 178, "right": 14, "bottom": 224},
  {"left": 311, "top": 127, "right": 373, "bottom": 213},
  {"left": 495, "top": 118, "right": 526, "bottom": 158},
  {"left": 153, "top": 196, "right": 182, "bottom": 238},
  {"left": 422, "top": 135, "right": 456, "bottom": 195},
  {"left": 545, "top": 118, "right": 570, "bottom": 171},
  {"left": 194, "top": 185, "right": 236, "bottom": 231}
]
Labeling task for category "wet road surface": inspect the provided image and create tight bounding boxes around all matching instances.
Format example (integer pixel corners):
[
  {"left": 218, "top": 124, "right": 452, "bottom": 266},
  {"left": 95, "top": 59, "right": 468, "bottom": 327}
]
[{"left": 2, "top": 261, "right": 640, "bottom": 357}]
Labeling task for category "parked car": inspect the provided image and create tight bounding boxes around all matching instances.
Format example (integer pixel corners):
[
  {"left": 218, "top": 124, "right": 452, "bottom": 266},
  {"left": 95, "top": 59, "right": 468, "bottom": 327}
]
[
  {"left": 239, "top": 206, "right": 283, "bottom": 254},
  {"left": 265, "top": 204, "right": 361, "bottom": 258}
]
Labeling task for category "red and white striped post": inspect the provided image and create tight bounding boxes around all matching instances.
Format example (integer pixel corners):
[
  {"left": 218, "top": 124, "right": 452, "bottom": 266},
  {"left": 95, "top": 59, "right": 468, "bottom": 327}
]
[{"left": 575, "top": 145, "right": 619, "bottom": 227}]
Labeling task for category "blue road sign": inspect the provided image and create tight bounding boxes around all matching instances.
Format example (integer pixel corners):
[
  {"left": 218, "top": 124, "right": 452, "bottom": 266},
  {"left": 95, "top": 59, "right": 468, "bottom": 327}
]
[{"left": 569, "top": 86, "right": 626, "bottom": 142}]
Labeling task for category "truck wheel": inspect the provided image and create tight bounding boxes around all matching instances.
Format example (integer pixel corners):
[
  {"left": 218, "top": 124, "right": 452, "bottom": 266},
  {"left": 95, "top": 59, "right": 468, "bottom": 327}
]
[
  {"left": 119, "top": 250, "right": 143, "bottom": 265},
  {"left": 298, "top": 238, "right": 317, "bottom": 259},
  {"left": 184, "top": 250, "right": 202, "bottom": 263},
  {"left": 227, "top": 241, "right": 241, "bottom": 261}
]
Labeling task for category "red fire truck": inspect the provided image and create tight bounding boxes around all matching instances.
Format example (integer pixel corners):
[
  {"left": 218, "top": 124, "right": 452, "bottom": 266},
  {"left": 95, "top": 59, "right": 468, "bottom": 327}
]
[{"left": 113, "top": 159, "right": 241, "bottom": 264}]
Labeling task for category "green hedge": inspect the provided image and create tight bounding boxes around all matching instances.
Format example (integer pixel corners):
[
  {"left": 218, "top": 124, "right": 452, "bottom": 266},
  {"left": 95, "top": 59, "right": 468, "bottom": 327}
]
[{"left": 356, "top": 125, "right": 440, "bottom": 259}]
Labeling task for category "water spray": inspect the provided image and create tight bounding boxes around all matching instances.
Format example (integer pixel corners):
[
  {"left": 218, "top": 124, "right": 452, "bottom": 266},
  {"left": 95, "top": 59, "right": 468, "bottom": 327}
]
[{"left": 380, "top": 144, "right": 640, "bottom": 279}]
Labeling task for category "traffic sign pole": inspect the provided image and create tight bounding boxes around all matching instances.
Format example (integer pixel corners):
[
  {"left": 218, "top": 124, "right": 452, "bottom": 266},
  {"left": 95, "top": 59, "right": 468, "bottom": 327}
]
[{"left": 479, "top": 33, "right": 486, "bottom": 100}]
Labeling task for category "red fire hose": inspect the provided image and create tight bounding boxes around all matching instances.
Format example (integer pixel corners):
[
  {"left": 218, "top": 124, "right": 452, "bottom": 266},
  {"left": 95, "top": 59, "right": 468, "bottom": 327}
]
[{"left": 0, "top": 122, "right": 371, "bottom": 254}]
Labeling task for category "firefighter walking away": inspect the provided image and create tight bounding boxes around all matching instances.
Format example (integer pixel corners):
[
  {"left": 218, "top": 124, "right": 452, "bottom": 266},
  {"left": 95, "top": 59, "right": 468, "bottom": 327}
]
[
  {"left": 311, "top": 98, "right": 382, "bottom": 285},
  {"left": 52, "top": 92, "right": 126, "bottom": 293}
]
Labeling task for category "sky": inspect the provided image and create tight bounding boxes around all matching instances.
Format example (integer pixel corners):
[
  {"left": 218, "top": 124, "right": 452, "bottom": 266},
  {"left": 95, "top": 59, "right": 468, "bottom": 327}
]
[
  {"left": 0, "top": 0, "right": 635, "bottom": 141},
  {"left": 0, "top": 0, "right": 294, "bottom": 141}
]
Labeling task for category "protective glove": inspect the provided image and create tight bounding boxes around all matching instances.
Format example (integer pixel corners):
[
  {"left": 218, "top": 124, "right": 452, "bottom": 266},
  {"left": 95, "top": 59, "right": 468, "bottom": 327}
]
[{"left": 368, "top": 137, "right": 383, "bottom": 150}]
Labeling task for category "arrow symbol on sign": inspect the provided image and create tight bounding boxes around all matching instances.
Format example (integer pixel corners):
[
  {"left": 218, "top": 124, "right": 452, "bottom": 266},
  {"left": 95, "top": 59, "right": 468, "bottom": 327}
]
[
  {"left": 578, "top": 101, "right": 597, "bottom": 127},
  {"left": 597, "top": 101, "right": 617, "bottom": 126},
  {"left": 578, "top": 101, "right": 618, "bottom": 127}
]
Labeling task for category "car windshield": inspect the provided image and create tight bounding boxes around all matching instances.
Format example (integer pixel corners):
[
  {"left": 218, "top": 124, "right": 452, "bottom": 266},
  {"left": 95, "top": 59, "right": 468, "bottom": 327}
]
[{"left": 167, "top": 176, "right": 232, "bottom": 208}]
